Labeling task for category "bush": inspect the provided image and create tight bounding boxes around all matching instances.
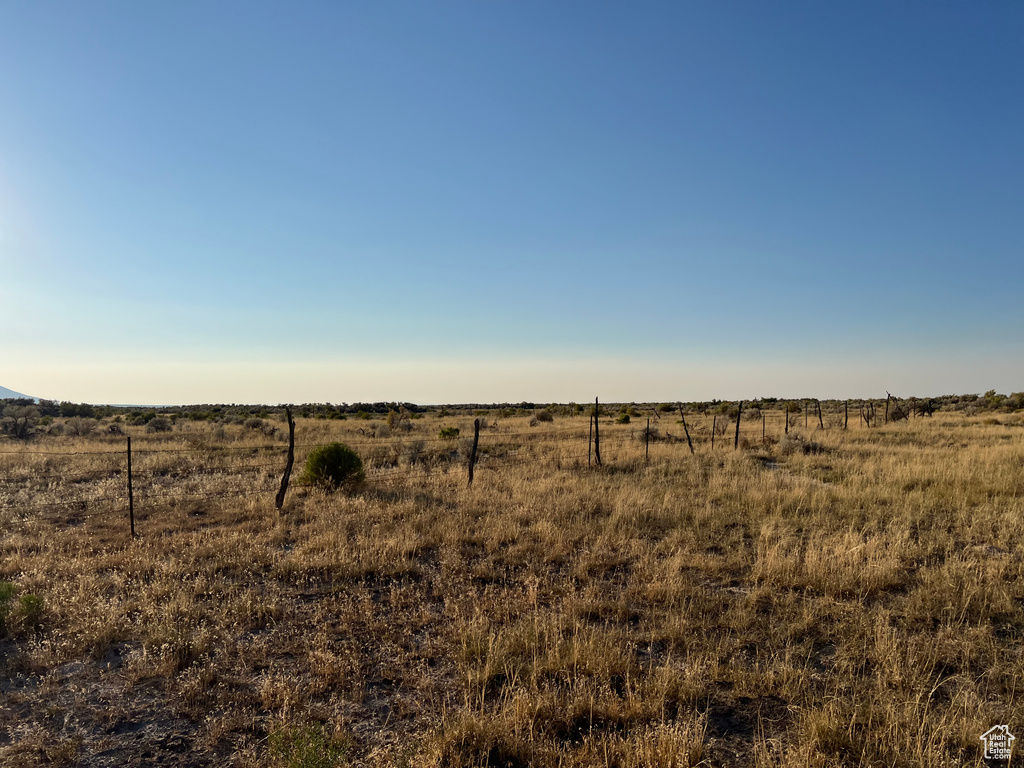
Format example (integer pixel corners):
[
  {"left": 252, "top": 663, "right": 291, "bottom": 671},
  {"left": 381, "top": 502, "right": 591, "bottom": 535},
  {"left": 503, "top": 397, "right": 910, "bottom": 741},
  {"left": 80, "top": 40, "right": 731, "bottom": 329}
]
[
  {"left": 63, "top": 417, "right": 97, "bottom": 437},
  {"left": 300, "top": 443, "right": 364, "bottom": 490},
  {"left": 0, "top": 583, "right": 41, "bottom": 636},
  {"left": 535, "top": 411, "right": 554, "bottom": 423},
  {"left": 146, "top": 416, "right": 173, "bottom": 433},
  {"left": 458, "top": 437, "right": 476, "bottom": 459},
  {"left": 386, "top": 410, "right": 402, "bottom": 430},
  {"left": 439, "top": 427, "right": 460, "bottom": 440},
  {"left": 0, "top": 582, "right": 15, "bottom": 637},
  {"left": 616, "top": 414, "right": 631, "bottom": 424},
  {"left": 638, "top": 425, "right": 660, "bottom": 442},
  {"left": 246, "top": 418, "right": 279, "bottom": 438},
  {"left": 402, "top": 440, "right": 426, "bottom": 466},
  {"left": 779, "top": 435, "right": 826, "bottom": 457},
  {"left": 269, "top": 723, "right": 350, "bottom": 768},
  {"left": 16, "top": 594, "right": 43, "bottom": 631},
  {"left": 1, "top": 405, "right": 38, "bottom": 439},
  {"left": 59, "top": 401, "right": 95, "bottom": 418}
]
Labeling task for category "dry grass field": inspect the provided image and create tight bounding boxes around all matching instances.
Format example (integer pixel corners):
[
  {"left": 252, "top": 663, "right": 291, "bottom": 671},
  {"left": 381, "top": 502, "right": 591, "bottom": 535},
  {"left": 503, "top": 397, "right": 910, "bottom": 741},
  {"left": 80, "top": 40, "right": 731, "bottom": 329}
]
[{"left": 1, "top": 407, "right": 1023, "bottom": 767}]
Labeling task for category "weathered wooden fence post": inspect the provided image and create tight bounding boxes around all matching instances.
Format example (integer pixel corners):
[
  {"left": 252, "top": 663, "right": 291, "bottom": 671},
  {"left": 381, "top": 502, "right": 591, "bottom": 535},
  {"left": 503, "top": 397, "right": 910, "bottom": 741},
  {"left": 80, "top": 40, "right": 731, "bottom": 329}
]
[
  {"left": 645, "top": 417, "right": 650, "bottom": 462},
  {"left": 804, "top": 400, "right": 808, "bottom": 428},
  {"left": 734, "top": 401, "right": 743, "bottom": 450},
  {"left": 884, "top": 394, "right": 891, "bottom": 424},
  {"left": 816, "top": 400, "right": 824, "bottom": 430},
  {"left": 468, "top": 417, "right": 480, "bottom": 486},
  {"left": 588, "top": 412, "right": 593, "bottom": 467},
  {"left": 677, "top": 403, "right": 695, "bottom": 455},
  {"left": 275, "top": 407, "right": 296, "bottom": 510},
  {"left": 762, "top": 411, "right": 766, "bottom": 442},
  {"left": 593, "top": 397, "right": 602, "bottom": 466},
  {"left": 711, "top": 414, "right": 717, "bottom": 450},
  {"left": 127, "top": 436, "right": 135, "bottom": 538},
  {"left": 845, "top": 399, "right": 849, "bottom": 430},
  {"left": 784, "top": 402, "right": 789, "bottom": 435}
]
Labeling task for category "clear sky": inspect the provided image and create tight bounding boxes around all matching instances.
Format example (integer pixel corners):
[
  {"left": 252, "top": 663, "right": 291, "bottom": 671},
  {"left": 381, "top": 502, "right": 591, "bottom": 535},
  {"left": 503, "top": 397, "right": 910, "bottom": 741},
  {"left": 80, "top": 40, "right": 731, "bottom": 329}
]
[{"left": 2, "top": 2, "right": 1022, "bottom": 404}]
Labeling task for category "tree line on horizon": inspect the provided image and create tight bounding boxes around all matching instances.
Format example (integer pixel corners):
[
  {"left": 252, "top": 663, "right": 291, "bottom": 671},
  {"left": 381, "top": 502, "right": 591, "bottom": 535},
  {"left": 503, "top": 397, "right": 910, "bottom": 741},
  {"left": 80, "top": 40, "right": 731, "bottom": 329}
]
[{"left": 2, "top": 391, "right": 1023, "bottom": 442}]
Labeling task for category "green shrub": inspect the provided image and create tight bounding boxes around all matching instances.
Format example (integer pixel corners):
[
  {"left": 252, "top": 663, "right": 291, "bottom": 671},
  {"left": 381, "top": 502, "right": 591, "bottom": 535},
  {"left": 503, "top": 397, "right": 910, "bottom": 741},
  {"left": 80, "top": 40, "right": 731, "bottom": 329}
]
[
  {"left": 439, "top": 427, "right": 460, "bottom": 440},
  {"left": 0, "top": 584, "right": 40, "bottom": 635},
  {"left": 16, "top": 594, "right": 43, "bottom": 630},
  {"left": 300, "top": 443, "right": 364, "bottom": 490},
  {"left": 269, "top": 722, "right": 351, "bottom": 768},
  {"left": 535, "top": 411, "right": 554, "bottom": 423},
  {"left": 0, "top": 582, "right": 15, "bottom": 637},
  {"left": 616, "top": 414, "right": 631, "bottom": 424}
]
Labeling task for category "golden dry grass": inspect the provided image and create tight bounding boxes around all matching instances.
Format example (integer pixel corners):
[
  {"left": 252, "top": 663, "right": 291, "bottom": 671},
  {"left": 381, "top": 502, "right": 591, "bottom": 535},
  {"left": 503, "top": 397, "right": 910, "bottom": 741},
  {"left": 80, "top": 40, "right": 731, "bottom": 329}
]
[{"left": 1, "top": 409, "right": 1023, "bottom": 766}]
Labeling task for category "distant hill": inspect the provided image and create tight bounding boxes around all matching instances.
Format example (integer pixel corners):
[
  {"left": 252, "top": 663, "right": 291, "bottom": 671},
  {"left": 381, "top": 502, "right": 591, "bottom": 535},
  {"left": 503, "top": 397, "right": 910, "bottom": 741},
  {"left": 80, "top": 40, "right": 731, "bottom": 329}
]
[{"left": 0, "top": 385, "right": 36, "bottom": 401}]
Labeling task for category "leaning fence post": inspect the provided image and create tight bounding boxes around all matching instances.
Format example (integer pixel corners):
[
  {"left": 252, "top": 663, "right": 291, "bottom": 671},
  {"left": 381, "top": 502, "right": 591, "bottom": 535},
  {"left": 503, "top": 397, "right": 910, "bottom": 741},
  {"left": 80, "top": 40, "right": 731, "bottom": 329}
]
[
  {"left": 678, "top": 403, "right": 694, "bottom": 455},
  {"left": 127, "top": 436, "right": 135, "bottom": 538},
  {"left": 593, "top": 397, "right": 602, "bottom": 466},
  {"left": 816, "top": 400, "right": 824, "bottom": 430},
  {"left": 468, "top": 417, "right": 480, "bottom": 486},
  {"left": 275, "top": 407, "right": 296, "bottom": 510},
  {"left": 888, "top": 392, "right": 908, "bottom": 422},
  {"left": 734, "top": 401, "right": 743, "bottom": 450}
]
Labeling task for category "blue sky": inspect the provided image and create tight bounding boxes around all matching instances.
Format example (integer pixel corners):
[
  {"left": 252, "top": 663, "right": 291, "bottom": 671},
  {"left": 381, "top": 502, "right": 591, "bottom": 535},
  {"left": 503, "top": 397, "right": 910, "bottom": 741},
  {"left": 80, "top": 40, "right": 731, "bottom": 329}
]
[{"left": 2, "top": 2, "right": 1022, "bottom": 404}]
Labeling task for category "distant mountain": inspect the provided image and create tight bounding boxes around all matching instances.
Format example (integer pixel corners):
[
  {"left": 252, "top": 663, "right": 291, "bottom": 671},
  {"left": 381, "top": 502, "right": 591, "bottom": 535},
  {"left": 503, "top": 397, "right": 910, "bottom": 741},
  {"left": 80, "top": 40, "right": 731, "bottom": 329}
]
[{"left": 0, "top": 385, "right": 36, "bottom": 401}]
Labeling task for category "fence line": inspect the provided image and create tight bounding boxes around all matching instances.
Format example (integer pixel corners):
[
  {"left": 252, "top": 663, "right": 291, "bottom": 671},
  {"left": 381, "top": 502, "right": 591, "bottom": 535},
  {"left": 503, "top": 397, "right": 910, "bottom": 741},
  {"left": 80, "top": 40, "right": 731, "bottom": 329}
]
[{"left": 0, "top": 403, "right": 896, "bottom": 530}]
